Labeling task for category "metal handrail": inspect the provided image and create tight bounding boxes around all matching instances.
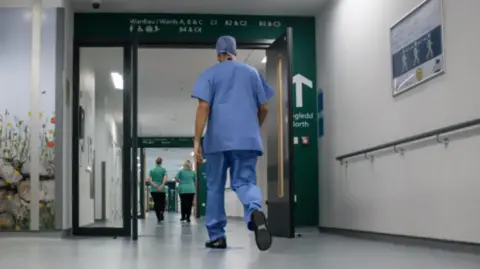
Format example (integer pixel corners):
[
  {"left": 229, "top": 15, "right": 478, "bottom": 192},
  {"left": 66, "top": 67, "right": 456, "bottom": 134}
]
[{"left": 336, "top": 118, "right": 480, "bottom": 161}]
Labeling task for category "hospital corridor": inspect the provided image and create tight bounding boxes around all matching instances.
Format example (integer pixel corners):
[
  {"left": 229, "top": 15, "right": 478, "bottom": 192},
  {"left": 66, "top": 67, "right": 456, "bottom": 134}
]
[{"left": 1, "top": 0, "right": 480, "bottom": 268}]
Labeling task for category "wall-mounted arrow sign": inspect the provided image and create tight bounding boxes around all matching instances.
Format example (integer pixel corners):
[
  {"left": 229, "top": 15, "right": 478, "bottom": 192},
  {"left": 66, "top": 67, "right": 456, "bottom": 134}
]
[{"left": 292, "top": 74, "right": 313, "bottom": 108}]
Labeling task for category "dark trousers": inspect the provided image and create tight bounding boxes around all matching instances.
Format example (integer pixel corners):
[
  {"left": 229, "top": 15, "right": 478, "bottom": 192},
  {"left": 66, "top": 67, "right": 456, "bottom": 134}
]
[
  {"left": 179, "top": 193, "right": 195, "bottom": 220},
  {"left": 150, "top": 192, "right": 166, "bottom": 221}
]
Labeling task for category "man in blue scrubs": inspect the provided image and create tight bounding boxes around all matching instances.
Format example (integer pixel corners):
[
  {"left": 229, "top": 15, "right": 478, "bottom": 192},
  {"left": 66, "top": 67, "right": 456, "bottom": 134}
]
[{"left": 192, "top": 36, "right": 275, "bottom": 251}]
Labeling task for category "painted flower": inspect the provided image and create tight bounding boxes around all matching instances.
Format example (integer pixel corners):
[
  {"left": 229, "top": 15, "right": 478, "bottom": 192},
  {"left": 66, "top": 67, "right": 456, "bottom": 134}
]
[
  {"left": 6, "top": 122, "right": 12, "bottom": 127},
  {"left": 28, "top": 112, "right": 32, "bottom": 117},
  {"left": 49, "top": 129, "right": 54, "bottom": 134},
  {"left": 47, "top": 141, "right": 55, "bottom": 148}
]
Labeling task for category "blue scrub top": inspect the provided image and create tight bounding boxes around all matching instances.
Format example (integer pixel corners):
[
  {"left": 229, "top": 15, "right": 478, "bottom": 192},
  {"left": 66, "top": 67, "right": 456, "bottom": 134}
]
[{"left": 191, "top": 60, "right": 275, "bottom": 155}]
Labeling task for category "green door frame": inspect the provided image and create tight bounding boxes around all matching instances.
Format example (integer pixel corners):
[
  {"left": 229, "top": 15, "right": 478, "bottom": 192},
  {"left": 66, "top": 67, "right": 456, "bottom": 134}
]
[{"left": 73, "top": 13, "right": 319, "bottom": 240}]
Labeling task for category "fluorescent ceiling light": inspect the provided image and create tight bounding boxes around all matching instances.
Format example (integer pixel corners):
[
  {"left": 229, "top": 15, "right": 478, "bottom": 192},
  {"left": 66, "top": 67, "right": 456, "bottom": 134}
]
[
  {"left": 111, "top": 72, "right": 123, "bottom": 90},
  {"left": 261, "top": 56, "right": 267, "bottom": 64}
]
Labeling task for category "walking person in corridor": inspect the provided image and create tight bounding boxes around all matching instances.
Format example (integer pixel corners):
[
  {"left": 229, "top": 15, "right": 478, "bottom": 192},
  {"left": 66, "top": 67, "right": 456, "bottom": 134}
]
[
  {"left": 191, "top": 35, "right": 275, "bottom": 251},
  {"left": 176, "top": 160, "right": 196, "bottom": 223},
  {"left": 147, "top": 157, "right": 168, "bottom": 223}
]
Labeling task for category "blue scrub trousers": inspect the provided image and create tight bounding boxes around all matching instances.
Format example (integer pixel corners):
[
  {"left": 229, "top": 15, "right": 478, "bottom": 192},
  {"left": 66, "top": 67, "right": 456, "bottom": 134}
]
[{"left": 204, "top": 150, "right": 263, "bottom": 240}]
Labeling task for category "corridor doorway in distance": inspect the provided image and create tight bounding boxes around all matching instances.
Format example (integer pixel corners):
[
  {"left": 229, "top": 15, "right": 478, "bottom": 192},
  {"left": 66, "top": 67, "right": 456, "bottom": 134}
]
[
  {"left": 138, "top": 147, "right": 195, "bottom": 237},
  {"left": 135, "top": 48, "right": 269, "bottom": 238}
]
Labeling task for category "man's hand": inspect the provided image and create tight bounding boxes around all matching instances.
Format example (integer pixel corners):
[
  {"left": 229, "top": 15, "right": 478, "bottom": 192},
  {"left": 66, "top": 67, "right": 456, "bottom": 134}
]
[
  {"left": 194, "top": 141, "right": 204, "bottom": 164},
  {"left": 194, "top": 100, "right": 209, "bottom": 164}
]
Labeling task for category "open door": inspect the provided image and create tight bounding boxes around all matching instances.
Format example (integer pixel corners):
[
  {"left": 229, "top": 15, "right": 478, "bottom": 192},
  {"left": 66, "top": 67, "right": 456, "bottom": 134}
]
[
  {"left": 195, "top": 159, "right": 207, "bottom": 218},
  {"left": 265, "top": 28, "right": 295, "bottom": 238}
]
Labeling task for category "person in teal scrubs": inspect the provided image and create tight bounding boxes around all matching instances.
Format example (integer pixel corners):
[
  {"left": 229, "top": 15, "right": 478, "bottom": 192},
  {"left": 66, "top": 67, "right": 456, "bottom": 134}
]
[
  {"left": 147, "top": 157, "right": 168, "bottom": 223},
  {"left": 176, "top": 160, "right": 196, "bottom": 223}
]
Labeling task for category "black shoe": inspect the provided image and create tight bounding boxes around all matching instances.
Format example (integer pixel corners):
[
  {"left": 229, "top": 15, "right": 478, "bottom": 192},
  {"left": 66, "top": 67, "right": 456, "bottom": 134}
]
[
  {"left": 251, "top": 210, "right": 272, "bottom": 251},
  {"left": 186, "top": 218, "right": 191, "bottom": 223},
  {"left": 180, "top": 217, "right": 186, "bottom": 222},
  {"left": 205, "top": 237, "right": 227, "bottom": 249}
]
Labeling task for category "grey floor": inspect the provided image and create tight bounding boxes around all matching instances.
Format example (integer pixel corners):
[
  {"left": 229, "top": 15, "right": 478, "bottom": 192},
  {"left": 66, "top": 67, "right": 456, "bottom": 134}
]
[{"left": 1, "top": 213, "right": 480, "bottom": 269}]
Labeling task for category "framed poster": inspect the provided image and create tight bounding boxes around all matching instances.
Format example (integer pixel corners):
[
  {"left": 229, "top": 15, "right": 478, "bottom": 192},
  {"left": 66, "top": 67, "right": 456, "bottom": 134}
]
[{"left": 390, "top": 0, "right": 445, "bottom": 96}]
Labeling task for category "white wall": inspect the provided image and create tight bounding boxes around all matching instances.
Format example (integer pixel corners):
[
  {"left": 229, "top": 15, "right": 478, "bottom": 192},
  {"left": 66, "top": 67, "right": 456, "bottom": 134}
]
[
  {"left": 94, "top": 87, "right": 107, "bottom": 219},
  {"left": 78, "top": 70, "right": 95, "bottom": 226},
  {"left": 104, "top": 115, "right": 119, "bottom": 221},
  {"left": 316, "top": 0, "right": 480, "bottom": 243}
]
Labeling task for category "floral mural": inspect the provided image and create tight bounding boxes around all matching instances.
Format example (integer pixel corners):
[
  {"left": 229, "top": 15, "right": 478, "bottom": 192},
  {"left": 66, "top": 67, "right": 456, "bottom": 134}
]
[{"left": 0, "top": 110, "right": 56, "bottom": 231}]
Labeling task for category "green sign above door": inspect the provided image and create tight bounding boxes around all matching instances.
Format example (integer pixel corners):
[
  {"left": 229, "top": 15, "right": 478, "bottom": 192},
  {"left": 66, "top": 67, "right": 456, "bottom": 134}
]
[
  {"left": 138, "top": 137, "right": 195, "bottom": 148},
  {"left": 75, "top": 13, "right": 312, "bottom": 41},
  {"left": 75, "top": 13, "right": 319, "bottom": 227}
]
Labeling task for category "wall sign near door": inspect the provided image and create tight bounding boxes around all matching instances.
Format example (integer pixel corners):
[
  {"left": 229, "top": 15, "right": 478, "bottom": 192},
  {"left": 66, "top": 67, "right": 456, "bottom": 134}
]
[
  {"left": 292, "top": 74, "right": 312, "bottom": 108},
  {"left": 390, "top": 0, "right": 445, "bottom": 96}
]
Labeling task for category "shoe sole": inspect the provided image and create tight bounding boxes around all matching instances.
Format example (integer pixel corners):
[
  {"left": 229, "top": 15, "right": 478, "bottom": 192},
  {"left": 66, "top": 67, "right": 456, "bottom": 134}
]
[
  {"left": 205, "top": 239, "right": 227, "bottom": 249},
  {"left": 206, "top": 245, "right": 227, "bottom": 249},
  {"left": 252, "top": 211, "right": 272, "bottom": 251}
]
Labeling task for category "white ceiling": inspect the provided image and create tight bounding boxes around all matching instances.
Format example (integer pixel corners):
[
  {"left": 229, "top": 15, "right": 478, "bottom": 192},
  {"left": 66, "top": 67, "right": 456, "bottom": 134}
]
[
  {"left": 144, "top": 148, "right": 194, "bottom": 179},
  {"left": 80, "top": 47, "right": 265, "bottom": 137},
  {"left": 72, "top": 0, "right": 328, "bottom": 16}
]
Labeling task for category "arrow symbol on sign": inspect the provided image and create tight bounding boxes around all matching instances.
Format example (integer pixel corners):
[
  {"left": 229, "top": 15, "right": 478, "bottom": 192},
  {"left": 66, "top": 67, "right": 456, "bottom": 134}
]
[{"left": 293, "top": 74, "right": 313, "bottom": 108}]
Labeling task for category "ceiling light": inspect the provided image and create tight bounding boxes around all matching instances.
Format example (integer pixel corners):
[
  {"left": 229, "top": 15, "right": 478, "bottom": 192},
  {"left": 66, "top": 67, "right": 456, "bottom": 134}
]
[
  {"left": 111, "top": 72, "right": 123, "bottom": 90},
  {"left": 261, "top": 56, "right": 267, "bottom": 64},
  {"left": 190, "top": 152, "right": 194, "bottom": 156}
]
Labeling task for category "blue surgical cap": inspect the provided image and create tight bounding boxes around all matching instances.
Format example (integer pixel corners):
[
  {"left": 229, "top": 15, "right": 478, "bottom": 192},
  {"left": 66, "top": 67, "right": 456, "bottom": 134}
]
[{"left": 216, "top": 35, "right": 237, "bottom": 56}]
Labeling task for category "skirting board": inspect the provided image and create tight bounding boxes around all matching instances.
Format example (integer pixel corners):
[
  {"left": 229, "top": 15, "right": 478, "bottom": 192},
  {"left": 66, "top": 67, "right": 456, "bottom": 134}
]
[
  {"left": 61, "top": 228, "right": 73, "bottom": 238},
  {"left": 318, "top": 227, "right": 480, "bottom": 254},
  {"left": 0, "top": 230, "right": 65, "bottom": 238}
]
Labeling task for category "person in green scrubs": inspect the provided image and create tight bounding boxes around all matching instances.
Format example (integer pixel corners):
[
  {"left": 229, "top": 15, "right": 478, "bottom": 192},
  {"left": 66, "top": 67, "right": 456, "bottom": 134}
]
[
  {"left": 176, "top": 160, "right": 196, "bottom": 223},
  {"left": 147, "top": 157, "right": 168, "bottom": 223}
]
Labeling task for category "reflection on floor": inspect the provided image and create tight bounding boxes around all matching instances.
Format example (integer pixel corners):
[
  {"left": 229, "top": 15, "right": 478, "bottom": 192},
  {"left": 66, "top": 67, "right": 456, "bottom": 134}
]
[
  {"left": 138, "top": 212, "right": 200, "bottom": 237},
  {"left": 1, "top": 213, "right": 480, "bottom": 269},
  {"left": 82, "top": 219, "right": 123, "bottom": 228}
]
